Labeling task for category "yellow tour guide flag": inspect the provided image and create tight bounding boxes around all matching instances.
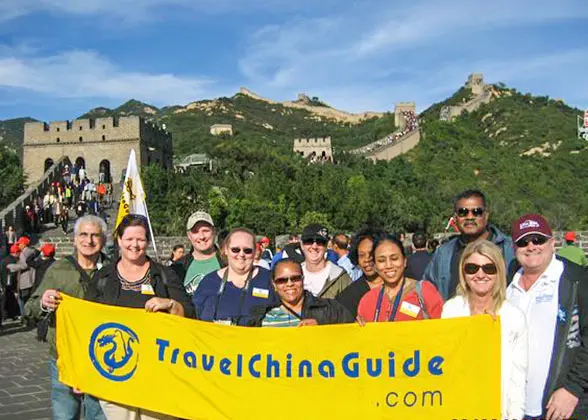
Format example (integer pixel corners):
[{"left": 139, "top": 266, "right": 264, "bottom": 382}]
[
  {"left": 114, "top": 149, "right": 150, "bottom": 231},
  {"left": 56, "top": 295, "right": 501, "bottom": 420}
]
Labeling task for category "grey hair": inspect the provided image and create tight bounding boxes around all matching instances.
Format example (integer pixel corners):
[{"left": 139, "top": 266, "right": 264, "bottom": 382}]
[{"left": 74, "top": 215, "right": 107, "bottom": 239}]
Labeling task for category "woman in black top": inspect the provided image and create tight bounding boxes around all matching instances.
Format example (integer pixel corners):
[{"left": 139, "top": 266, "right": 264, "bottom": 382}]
[
  {"left": 336, "top": 227, "right": 384, "bottom": 317},
  {"left": 87, "top": 214, "right": 194, "bottom": 316}
]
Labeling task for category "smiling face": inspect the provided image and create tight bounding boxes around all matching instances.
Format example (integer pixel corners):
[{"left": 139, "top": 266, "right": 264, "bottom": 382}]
[
  {"left": 301, "top": 238, "right": 328, "bottom": 267},
  {"left": 515, "top": 235, "right": 555, "bottom": 275},
  {"left": 117, "top": 225, "right": 148, "bottom": 263},
  {"left": 187, "top": 222, "right": 215, "bottom": 256},
  {"left": 74, "top": 222, "right": 105, "bottom": 259},
  {"left": 454, "top": 196, "right": 488, "bottom": 237},
  {"left": 463, "top": 252, "right": 497, "bottom": 298},
  {"left": 374, "top": 240, "right": 406, "bottom": 286},
  {"left": 273, "top": 261, "right": 304, "bottom": 306},
  {"left": 225, "top": 231, "right": 255, "bottom": 274}
]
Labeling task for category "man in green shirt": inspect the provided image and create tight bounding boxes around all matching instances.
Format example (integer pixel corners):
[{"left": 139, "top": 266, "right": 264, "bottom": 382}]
[
  {"left": 557, "top": 231, "right": 588, "bottom": 267},
  {"left": 172, "top": 211, "right": 222, "bottom": 295},
  {"left": 25, "top": 215, "right": 108, "bottom": 420}
]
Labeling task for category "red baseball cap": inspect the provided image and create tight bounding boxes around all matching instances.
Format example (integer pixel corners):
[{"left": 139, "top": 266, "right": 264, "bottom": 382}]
[
  {"left": 17, "top": 236, "right": 31, "bottom": 247},
  {"left": 9, "top": 244, "right": 20, "bottom": 254},
  {"left": 41, "top": 243, "right": 56, "bottom": 257},
  {"left": 260, "top": 236, "right": 270, "bottom": 245},
  {"left": 512, "top": 214, "right": 552, "bottom": 243},
  {"left": 564, "top": 231, "right": 577, "bottom": 242}
]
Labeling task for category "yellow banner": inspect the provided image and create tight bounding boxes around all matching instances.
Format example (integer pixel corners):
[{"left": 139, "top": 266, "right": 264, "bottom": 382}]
[{"left": 56, "top": 295, "right": 501, "bottom": 420}]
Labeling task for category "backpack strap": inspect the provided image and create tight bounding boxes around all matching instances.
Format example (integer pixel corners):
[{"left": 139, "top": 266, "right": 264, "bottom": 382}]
[{"left": 415, "top": 281, "right": 430, "bottom": 320}]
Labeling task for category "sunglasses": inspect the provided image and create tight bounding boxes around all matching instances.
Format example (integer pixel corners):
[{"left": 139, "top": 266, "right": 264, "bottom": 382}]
[
  {"left": 229, "top": 247, "right": 254, "bottom": 255},
  {"left": 273, "top": 275, "right": 304, "bottom": 285},
  {"left": 302, "top": 238, "right": 328, "bottom": 246},
  {"left": 464, "top": 263, "right": 498, "bottom": 275},
  {"left": 515, "top": 235, "right": 549, "bottom": 248},
  {"left": 456, "top": 207, "right": 485, "bottom": 218}
]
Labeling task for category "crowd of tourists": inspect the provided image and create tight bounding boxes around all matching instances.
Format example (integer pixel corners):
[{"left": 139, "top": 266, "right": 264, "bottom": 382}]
[
  {"left": 354, "top": 110, "right": 419, "bottom": 154},
  {"left": 1, "top": 188, "right": 587, "bottom": 419},
  {"left": 22, "top": 164, "right": 114, "bottom": 236}
]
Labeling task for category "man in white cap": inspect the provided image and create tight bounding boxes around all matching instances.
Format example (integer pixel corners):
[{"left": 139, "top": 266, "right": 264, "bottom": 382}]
[{"left": 171, "top": 211, "right": 222, "bottom": 296}]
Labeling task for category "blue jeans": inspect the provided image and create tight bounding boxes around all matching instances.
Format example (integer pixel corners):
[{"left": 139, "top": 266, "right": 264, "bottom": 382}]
[{"left": 50, "top": 358, "right": 105, "bottom": 420}]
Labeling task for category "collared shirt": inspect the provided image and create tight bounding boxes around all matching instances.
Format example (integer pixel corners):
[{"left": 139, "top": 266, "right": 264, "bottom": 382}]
[
  {"left": 506, "top": 256, "right": 563, "bottom": 416},
  {"left": 337, "top": 254, "right": 362, "bottom": 281}
]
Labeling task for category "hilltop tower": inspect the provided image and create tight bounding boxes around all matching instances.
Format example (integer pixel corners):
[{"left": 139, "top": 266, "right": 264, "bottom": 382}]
[
  {"left": 293, "top": 137, "right": 333, "bottom": 160},
  {"left": 23, "top": 116, "right": 172, "bottom": 184}
]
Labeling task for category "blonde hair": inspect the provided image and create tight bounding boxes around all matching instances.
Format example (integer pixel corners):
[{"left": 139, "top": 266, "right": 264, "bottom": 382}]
[{"left": 457, "top": 240, "right": 506, "bottom": 314}]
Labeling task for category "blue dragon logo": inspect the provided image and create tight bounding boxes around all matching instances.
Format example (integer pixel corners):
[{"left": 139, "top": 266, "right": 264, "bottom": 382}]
[{"left": 89, "top": 323, "right": 140, "bottom": 382}]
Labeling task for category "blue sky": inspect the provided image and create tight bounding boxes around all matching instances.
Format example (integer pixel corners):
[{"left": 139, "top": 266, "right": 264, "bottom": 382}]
[{"left": 0, "top": 0, "right": 587, "bottom": 121}]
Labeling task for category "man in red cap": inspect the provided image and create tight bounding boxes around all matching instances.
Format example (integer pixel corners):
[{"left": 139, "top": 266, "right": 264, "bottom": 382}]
[
  {"left": 557, "top": 231, "right": 588, "bottom": 267},
  {"left": 7, "top": 236, "right": 36, "bottom": 319},
  {"left": 259, "top": 236, "right": 273, "bottom": 263},
  {"left": 507, "top": 214, "right": 588, "bottom": 419},
  {"left": 26, "top": 243, "right": 56, "bottom": 294}
]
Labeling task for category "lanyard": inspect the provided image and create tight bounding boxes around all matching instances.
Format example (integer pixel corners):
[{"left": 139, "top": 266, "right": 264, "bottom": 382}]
[
  {"left": 212, "top": 268, "right": 253, "bottom": 321},
  {"left": 373, "top": 278, "right": 405, "bottom": 322},
  {"left": 282, "top": 303, "right": 303, "bottom": 320}
]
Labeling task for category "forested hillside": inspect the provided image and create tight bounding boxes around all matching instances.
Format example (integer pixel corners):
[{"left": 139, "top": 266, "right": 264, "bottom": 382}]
[{"left": 1, "top": 82, "right": 586, "bottom": 237}]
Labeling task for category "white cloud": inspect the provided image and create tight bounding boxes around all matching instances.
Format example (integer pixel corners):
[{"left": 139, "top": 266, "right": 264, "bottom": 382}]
[
  {"left": 238, "top": 0, "right": 588, "bottom": 111},
  {"left": 0, "top": 48, "right": 219, "bottom": 105}
]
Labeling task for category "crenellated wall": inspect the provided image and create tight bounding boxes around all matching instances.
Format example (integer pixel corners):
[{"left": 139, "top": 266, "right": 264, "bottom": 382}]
[
  {"left": 23, "top": 116, "right": 171, "bottom": 184},
  {"left": 293, "top": 137, "right": 333, "bottom": 158}
]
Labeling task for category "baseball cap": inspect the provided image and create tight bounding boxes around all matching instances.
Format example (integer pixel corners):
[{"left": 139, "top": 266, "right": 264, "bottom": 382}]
[
  {"left": 9, "top": 244, "right": 20, "bottom": 254},
  {"left": 259, "top": 236, "right": 270, "bottom": 245},
  {"left": 511, "top": 214, "right": 552, "bottom": 243},
  {"left": 41, "top": 243, "right": 56, "bottom": 257},
  {"left": 564, "top": 231, "right": 577, "bottom": 242},
  {"left": 17, "top": 236, "right": 31, "bottom": 247},
  {"left": 186, "top": 211, "right": 214, "bottom": 231},
  {"left": 301, "top": 223, "right": 329, "bottom": 242}
]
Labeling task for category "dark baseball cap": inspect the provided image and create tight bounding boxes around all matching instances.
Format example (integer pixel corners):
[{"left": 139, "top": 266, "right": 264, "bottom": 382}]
[{"left": 301, "top": 223, "right": 329, "bottom": 242}]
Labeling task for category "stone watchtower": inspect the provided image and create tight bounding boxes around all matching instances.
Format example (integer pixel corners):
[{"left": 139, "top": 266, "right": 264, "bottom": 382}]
[
  {"left": 394, "top": 102, "right": 417, "bottom": 131},
  {"left": 23, "top": 116, "right": 172, "bottom": 185},
  {"left": 293, "top": 137, "right": 333, "bottom": 159},
  {"left": 466, "top": 73, "right": 486, "bottom": 95}
]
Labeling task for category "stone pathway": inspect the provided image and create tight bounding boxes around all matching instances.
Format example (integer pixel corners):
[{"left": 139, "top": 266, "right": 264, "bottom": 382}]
[{"left": 0, "top": 320, "right": 51, "bottom": 419}]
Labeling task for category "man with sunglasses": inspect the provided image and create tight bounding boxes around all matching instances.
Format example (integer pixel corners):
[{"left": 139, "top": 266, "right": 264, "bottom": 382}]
[
  {"left": 300, "top": 223, "right": 352, "bottom": 299},
  {"left": 507, "top": 213, "right": 588, "bottom": 420},
  {"left": 423, "top": 189, "right": 515, "bottom": 300}
]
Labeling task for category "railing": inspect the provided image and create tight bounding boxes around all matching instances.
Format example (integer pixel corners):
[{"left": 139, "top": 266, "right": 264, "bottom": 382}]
[{"left": 0, "top": 156, "right": 72, "bottom": 232}]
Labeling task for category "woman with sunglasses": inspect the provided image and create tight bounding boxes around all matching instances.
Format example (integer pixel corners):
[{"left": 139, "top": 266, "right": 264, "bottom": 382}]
[
  {"left": 442, "top": 240, "right": 527, "bottom": 420},
  {"left": 249, "top": 259, "right": 354, "bottom": 327},
  {"left": 357, "top": 234, "right": 443, "bottom": 323},
  {"left": 193, "top": 228, "right": 277, "bottom": 325}
]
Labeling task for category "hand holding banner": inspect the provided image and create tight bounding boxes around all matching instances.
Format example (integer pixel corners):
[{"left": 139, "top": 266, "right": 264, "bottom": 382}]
[{"left": 56, "top": 295, "right": 501, "bottom": 420}]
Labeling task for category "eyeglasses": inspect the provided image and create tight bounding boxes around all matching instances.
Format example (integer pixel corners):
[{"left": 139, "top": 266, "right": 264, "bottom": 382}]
[
  {"left": 229, "top": 247, "right": 254, "bottom": 255},
  {"left": 456, "top": 207, "right": 485, "bottom": 218},
  {"left": 464, "top": 263, "right": 497, "bottom": 275},
  {"left": 302, "top": 238, "right": 328, "bottom": 246},
  {"left": 515, "top": 235, "right": 549, "bottom": 248},
  {"left": 273, "top": 275, "right": 304, "bottom": 285}
]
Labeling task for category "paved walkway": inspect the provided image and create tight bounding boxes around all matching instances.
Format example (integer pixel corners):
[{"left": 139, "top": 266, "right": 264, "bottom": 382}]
[{"left": 0, "top": 320, "right": 51, "bottom": 419}]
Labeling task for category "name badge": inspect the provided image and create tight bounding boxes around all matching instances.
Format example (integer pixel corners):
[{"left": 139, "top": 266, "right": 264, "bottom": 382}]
[
  {"left": 141, "top": 284, "right": 155, "bottom": 295},
  {"left": 536, "top": 294, "right": 553, "bottom": 304},
  {"left": 399, "top": 301, "right": 421, "bottom": 318},
  {"left": 252, "top": 287, "right": 269, "bottom": 299}
]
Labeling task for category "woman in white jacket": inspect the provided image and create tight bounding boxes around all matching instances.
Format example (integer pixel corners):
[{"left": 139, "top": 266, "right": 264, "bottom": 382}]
[{"left": 442, "top": 240, "right": 527, "bottom": 420}]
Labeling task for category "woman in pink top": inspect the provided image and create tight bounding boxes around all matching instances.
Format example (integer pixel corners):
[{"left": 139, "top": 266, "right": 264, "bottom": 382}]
[{"left": 357, "top": 234, "right": 442, "bottom": 323}]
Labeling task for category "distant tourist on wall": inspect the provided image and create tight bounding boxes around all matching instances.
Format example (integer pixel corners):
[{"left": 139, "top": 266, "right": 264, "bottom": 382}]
[{"left": 557, "top": 231, "right": 588, "bottom": 267}]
